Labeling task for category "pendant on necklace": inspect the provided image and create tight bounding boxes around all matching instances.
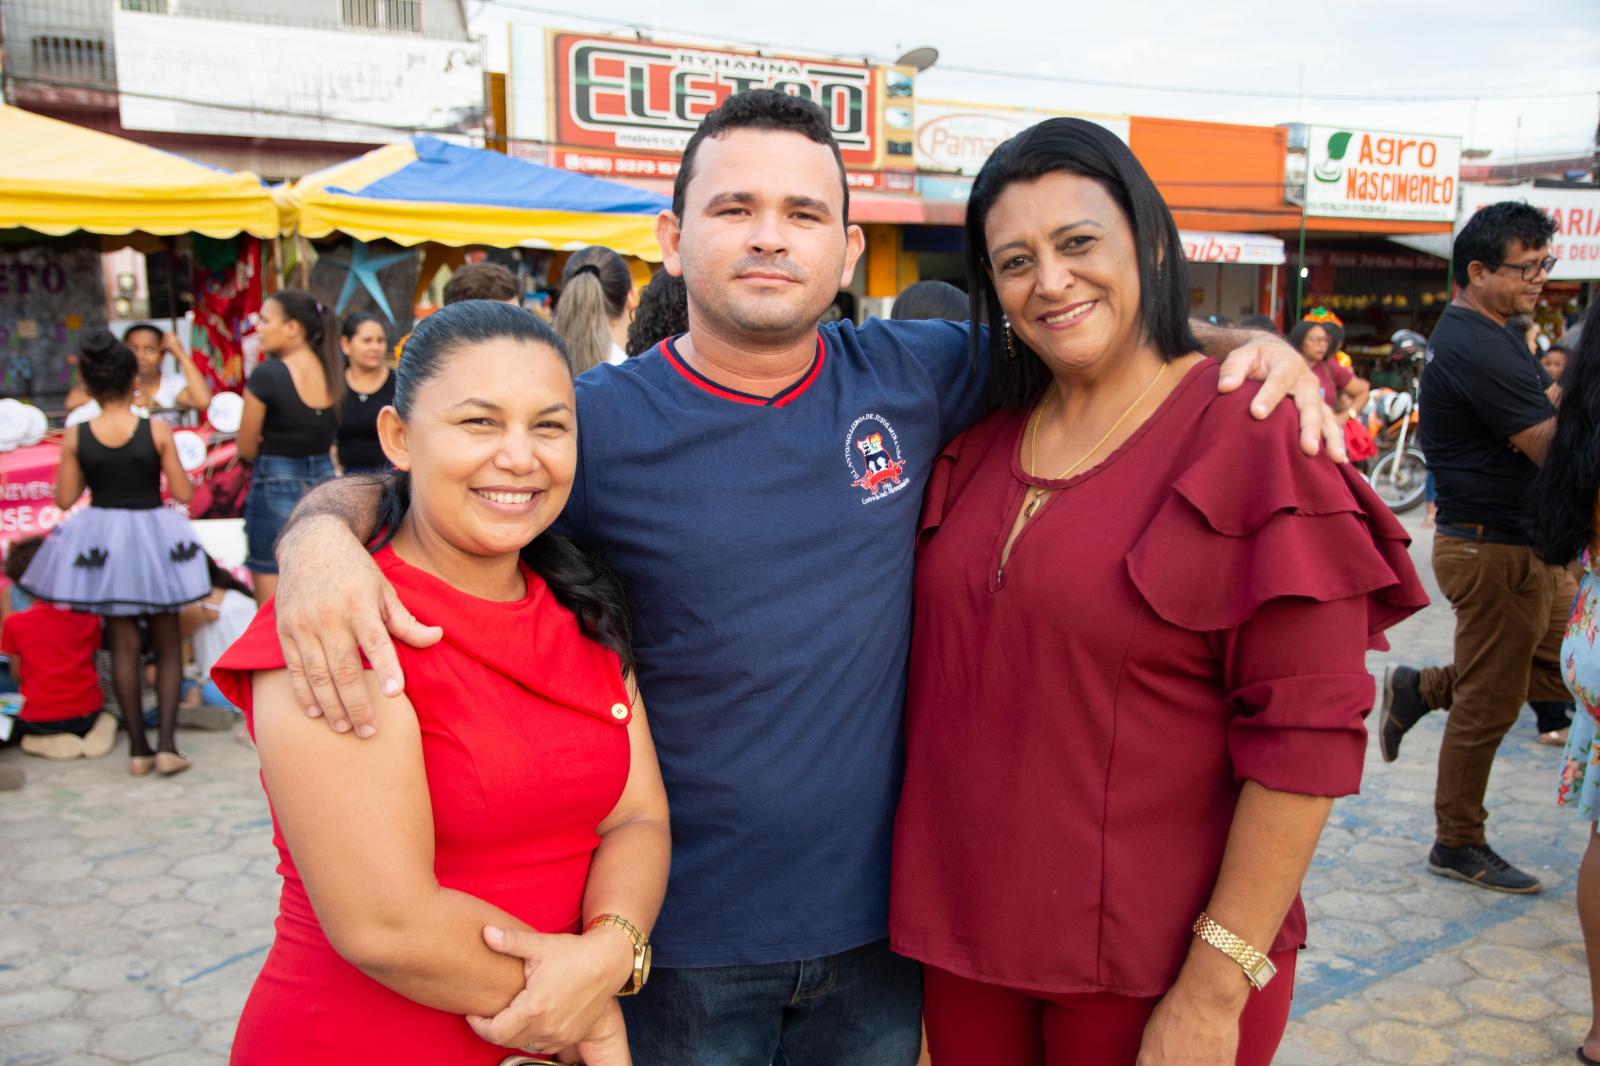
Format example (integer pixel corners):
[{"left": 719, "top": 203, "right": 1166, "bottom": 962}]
[{"left": 1023, "top": 490, "right": 1045, "bottom": 519}]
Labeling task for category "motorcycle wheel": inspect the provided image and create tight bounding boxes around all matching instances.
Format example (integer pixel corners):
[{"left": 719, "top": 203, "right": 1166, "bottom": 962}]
[{"left": 1369, "top": 449, "right": 1429, "bottom": 514}]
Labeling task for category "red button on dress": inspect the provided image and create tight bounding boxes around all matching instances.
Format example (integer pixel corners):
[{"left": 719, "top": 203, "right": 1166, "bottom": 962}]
[{"left": 214, "top": 545, "right": 631, "bottom": 1064}]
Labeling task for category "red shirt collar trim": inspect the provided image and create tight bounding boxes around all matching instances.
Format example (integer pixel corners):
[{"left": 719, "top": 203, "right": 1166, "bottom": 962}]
[{"left": 657, "top": 332, "right": 827, "bottom": 408}]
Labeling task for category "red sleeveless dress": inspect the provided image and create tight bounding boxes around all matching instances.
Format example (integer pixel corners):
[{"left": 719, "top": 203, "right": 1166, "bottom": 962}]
[{"left": 214, "top": 545, "right": 632, "bottom": 1064}]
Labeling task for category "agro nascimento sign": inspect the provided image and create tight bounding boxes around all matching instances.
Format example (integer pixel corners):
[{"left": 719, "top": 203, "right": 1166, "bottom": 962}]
[{"left": 1305, "top": 126, "right": 1461, "bottom": 223}]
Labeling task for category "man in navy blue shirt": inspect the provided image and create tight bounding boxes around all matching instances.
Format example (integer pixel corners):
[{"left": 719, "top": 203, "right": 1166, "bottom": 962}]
[{"left": 269, "top": 91, "right": 1337, "bottom": 1064}]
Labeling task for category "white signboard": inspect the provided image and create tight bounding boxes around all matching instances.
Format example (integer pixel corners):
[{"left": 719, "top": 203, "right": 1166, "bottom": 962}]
[
  {"left": 913, "top": 102, "right": 1129, "bottom": 176},
  {"left": 1304, "top": 126, "right": 1460, "bottom": 223},
  {"left": 1458, "top": 182, "right": 1600, "bottom": 281},
  {"left": 114, "top": 10, "right": 485, "bottom": 143},
  {"left": 1180, "top": 231, "right": 1285, "bottom": 266}
]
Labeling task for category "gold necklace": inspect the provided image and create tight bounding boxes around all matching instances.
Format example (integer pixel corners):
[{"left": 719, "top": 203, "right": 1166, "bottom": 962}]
[{"left": 1022, "top": 362, "right": 1169, "bottom": 519}]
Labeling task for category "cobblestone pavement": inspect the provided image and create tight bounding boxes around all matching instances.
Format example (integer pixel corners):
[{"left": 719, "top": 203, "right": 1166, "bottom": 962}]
[{"left": 0, "top": 510, "right": 1592, "bottom": 1064}]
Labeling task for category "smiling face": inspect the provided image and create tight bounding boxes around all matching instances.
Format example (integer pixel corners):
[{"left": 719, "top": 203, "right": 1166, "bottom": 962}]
[
  {"left": 983, "top": 170, "right": 1146, "bottom": 378},
  {"left": 1469, "top": 238, "right": 1551, "bottom": 319},
  {"left": 377, "top": 337, "right": 576, "bottom": 561},
  {"left": 659, "top": 128, "right": 864, "bottom": 345},
  {"left": 341, "top": 320, "right": 388, "bottom": 372}
]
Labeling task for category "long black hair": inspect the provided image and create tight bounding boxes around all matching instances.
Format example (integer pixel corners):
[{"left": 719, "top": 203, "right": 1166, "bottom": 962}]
[
  {"left": 266, "top": 288, "right": 344, "bottom": 404},
  {"left": 369, "top": 299, "right": 633, "bottom": 671},
  {"left": 1533, "top": 300, "right": 1600, "bottom": 566},
  {"left": 964, "top": 118, "right": 1199, "bottom": 409}
]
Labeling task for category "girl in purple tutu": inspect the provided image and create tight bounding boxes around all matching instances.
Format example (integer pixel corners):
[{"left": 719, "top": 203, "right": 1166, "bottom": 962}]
[{"left": 20, "top": 330, "right": 210, "bottom": 776}]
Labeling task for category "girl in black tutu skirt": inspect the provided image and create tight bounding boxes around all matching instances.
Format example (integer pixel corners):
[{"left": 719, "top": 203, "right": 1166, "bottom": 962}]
[{"left": 21, "top": 330, "right": 210, "bottom": 775}]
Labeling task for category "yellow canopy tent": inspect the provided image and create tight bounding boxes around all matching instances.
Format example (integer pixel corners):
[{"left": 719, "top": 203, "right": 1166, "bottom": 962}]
[
  {"left": 0, "top": 104, "right": 277, "bottom": 239},
  {"left": 283, "top": 137, "right": 669, "bottom": 262}
]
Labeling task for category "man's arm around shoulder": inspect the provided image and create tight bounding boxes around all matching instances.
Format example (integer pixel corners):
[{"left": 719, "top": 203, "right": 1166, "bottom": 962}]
[{"left": 272, "top": 478, "right": 441, "bottom": 736}]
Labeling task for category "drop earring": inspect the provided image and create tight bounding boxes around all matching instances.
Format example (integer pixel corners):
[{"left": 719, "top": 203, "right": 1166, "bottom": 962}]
[{"left": 1003, "top": 318, "right": 1017, "bottom": 360}]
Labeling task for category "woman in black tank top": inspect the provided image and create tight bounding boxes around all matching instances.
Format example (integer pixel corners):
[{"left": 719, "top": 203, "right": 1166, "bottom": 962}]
[
  {"left": 18, "top": 330, "right": 210, "bottom": 776},
  {"left": 238, "top": 289, "right": 343, "bottom": 604}
]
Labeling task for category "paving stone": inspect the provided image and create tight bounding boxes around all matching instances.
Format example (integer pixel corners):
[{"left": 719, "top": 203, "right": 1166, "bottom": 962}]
[
  {"left": 58, "top": 954, "right": 156, "bottom": 994},
  {"left": 90, "top": 1011, "right": 209, "bottom": 1062},
  {"left": 1347, "top": 1018, "right": 1455, "bottom": 1064},
  {"left": 0, "top": 986, "right": 78, "bottom": 1027}
]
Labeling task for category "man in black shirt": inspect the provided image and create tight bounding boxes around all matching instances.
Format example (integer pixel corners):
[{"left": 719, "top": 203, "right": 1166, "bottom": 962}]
[{"left": 1381, "top": 201, "right": 1564, "bottom": 893}]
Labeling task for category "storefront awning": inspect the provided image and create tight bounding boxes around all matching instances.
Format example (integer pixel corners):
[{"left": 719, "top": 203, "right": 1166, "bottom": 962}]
[
  {"left": 1179, "top": 230, "right": 1286, "bottom": 266},
  {"left": 283, "top": 137, "right": 670, "bottom": 261},
  {"left": 0, "top": 104, "right": 278, "bottom": 239}
]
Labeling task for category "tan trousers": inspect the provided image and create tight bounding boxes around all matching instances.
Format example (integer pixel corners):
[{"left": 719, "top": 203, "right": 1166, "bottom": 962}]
[{"left": 1420, "top": 533, "right": 1575, "bottom": 847}]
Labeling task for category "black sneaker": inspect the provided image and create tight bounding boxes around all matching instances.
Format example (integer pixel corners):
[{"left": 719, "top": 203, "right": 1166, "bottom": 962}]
[
  {"left": 1427, "top": 843, "right": 1541, "bottom": 894},
  {"left": 1379, "top": 665, "right": 1430, "bottom": 763}
]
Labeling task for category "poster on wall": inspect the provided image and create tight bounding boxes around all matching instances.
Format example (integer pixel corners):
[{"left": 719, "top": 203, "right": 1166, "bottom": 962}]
[{"left": 0, "top": 237, "right": 106, "bottom": 402}]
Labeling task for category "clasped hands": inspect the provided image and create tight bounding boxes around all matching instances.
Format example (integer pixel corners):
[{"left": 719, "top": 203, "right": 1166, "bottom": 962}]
[{"left": 470, "top": 925, "right": 636, "bottom": 1065}]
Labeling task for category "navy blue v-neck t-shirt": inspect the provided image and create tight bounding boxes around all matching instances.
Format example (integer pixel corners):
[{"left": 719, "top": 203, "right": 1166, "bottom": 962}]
[{"left": 554, "top": 318, "right": 987, "bottom": 967}]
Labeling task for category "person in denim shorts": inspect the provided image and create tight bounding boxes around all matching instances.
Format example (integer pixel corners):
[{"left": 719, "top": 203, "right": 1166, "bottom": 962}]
[{"left": 238, "top": 289, "right": 341, "bottom": 604}]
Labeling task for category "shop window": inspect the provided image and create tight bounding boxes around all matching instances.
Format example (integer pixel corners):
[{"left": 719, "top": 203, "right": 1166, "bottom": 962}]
[
  {"left": 340, "top": 0, "right": 422, "bottom": 32},
  {"left": 30, "top": 35, "right": 108, "bottom": 83},
  {"left": 120, "top": 0, "right": 171, "bottom": 12}
]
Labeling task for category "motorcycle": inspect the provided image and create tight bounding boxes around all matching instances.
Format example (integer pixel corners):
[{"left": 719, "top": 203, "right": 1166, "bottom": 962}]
[{"left": 1365, "top": 329, "right": 1429, "bottom": 514}]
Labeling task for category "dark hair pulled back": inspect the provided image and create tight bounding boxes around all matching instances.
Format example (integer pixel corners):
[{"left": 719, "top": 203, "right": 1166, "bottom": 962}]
[
  {"left": 266, "top": 288, "right": 344, "bottom": 402},
  {"left": 78, "top": 328, "right": 137, "bottom": 402},
  {"left": 369, "top": 299, "right": 633, "bottom": 671}
]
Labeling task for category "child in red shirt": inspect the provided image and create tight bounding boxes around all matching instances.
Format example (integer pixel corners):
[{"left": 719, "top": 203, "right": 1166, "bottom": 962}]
[{"left": 1, "top": 537, "right": 112, "bottom": 761}]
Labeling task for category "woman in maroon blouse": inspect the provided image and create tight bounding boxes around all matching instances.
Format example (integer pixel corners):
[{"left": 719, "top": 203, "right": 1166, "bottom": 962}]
[{"left": 889, "top": 119, "right": 1428, "bottom": 1065}]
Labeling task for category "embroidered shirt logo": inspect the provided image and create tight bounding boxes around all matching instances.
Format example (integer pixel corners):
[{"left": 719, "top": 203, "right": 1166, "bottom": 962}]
[{"left": 844, "top": 414, "right": 909, "bottom": 503}]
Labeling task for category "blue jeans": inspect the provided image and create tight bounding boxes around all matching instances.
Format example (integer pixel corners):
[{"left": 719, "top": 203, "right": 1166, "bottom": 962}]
[
  {"left": 243, "top": 453, "right": 335, "bottom": 574},
  {"left": 620, "top": 939, "right": 921, "bottom": 1066}
]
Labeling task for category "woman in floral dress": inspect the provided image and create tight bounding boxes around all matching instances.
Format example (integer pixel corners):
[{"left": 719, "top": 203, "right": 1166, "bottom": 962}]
[{"left": 1532, "top": 300, "right": 1600, "bottom": 1065}]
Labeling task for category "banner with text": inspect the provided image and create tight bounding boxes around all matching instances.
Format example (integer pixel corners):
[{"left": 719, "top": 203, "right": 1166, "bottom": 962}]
[
  {"left": 913, "top": 102, "right": 1128, "bottom": 176},
  {"left": 1305, "top": 126, "right": 1460, "bottom": 223},
  {"left": 1459, "top": 183, "right": 1600, "bottom": 281},
  {"left": 509, "top": 27, "right": 914, "bottom": 180}
]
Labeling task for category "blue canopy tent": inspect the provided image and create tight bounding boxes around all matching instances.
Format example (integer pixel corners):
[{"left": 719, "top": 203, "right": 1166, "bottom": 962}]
[{"left": 282, "top": 137, "right": 670, "bottom": 261}]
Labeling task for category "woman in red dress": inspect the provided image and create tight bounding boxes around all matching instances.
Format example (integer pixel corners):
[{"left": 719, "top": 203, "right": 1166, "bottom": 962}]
[
  {"left": 889, "top": 120, "right": 1428, "bottom": 1065},
  {"left": 215, "top": 301, "right": 670, "bottom": 1065}
]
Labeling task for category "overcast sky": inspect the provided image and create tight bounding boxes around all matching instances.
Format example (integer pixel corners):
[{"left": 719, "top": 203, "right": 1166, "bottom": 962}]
[{"left": 470, "top": 0, "right": 1599, "bottom": 163}]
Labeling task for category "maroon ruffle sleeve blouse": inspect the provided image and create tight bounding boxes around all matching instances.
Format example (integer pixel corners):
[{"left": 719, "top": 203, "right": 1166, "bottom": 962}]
[{"left": 889, "top": 360, "right": 1427, "bottom": 997}]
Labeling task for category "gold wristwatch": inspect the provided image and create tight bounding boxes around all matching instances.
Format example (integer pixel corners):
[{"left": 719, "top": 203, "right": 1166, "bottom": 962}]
[
  {"left": 1192, "top": 913, "right": 1276, "bottom": 991},
  {"left": 584, "top": 913, "right": 652, "bottom": 996}
]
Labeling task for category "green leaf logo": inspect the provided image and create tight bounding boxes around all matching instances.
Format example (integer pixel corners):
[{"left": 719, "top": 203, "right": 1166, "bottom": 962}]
[{"left": 1313, "top": 130, "right": 1352, "bottom": 184}]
